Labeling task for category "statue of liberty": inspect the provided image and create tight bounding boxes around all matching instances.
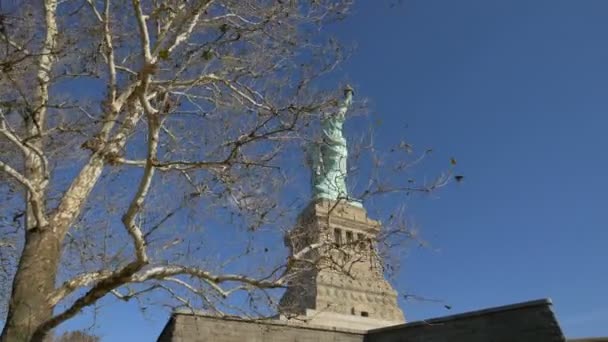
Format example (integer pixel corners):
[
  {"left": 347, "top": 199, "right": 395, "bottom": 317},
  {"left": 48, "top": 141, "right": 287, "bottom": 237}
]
[{"left": 309, "top": 86, "right": 360, "bottom": 206}]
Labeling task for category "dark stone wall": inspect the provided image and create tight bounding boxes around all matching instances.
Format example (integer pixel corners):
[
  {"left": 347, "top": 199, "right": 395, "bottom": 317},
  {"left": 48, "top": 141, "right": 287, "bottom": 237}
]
[
  {"left": 366, "top": 299, "right": 566, "bottom": 342},
  {"left": 157, "top": 314, "right": 365, "bottom": 342},
  {"left": 157, "top": 299, "right": 567, "bottom": 342}
]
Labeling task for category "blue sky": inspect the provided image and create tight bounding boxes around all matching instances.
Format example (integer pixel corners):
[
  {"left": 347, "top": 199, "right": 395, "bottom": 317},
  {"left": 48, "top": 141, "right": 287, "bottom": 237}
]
[
  {"left": 58, "top": 0, "right": 608, "bottom": 340},
  {"left": 336, "top": 0, "right": 608, "bottom": 338}
]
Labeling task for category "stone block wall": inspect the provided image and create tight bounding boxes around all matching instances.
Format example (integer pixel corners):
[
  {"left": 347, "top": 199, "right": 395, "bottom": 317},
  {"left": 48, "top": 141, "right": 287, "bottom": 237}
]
[
  {"left": 157, "top": 314, "right": 365, "bottom": 342},
  {"left": 157, "top": 298, "right": 567, "bottom": 342},
  {"left": 366, "top": 299, "right": 565, "bottom": 342},
  {"left": 279, "top": 199, "right": 405, "bottom": 324}
]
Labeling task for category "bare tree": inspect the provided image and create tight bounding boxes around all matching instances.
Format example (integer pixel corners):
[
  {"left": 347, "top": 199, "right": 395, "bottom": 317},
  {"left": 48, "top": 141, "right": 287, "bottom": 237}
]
[
  {"left": 45, "top": 330, "right": 100, "bottom": 342},
  {"left": 0, "top": 1, "right": 454, "bottom": 341}
]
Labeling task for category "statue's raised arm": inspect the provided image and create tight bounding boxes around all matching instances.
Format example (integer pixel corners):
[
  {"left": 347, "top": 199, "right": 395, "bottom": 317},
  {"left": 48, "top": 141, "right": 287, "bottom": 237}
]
[{"left": 309, "top": 86, "right": 360, "bottom": 206}]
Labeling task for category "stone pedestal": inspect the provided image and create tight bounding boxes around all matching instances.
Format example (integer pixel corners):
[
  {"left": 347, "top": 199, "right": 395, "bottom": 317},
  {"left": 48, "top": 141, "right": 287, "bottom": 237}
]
[{"left": 278, "top": 199, "right": 405, "bottom": 330}]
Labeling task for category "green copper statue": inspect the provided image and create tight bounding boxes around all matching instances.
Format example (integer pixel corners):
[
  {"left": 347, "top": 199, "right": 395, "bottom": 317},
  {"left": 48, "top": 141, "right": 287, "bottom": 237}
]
[{"left": 309, "top": 86, "right": 360, "bottom": 206}]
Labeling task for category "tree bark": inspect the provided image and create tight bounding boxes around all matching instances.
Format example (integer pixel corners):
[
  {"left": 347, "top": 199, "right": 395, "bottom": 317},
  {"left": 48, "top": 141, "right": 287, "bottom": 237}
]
[
  {"left": 2, "top": 1, "right": 58, "bottom": 338},
  {"left": 1, "top": 229, "right": 60, "bottom": 342}
]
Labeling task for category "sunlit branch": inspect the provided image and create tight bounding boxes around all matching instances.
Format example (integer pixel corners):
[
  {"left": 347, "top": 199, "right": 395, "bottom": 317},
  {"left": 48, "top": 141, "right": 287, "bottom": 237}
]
[{"left": 131, "top": 0, "right": 153, "bottom": 63}]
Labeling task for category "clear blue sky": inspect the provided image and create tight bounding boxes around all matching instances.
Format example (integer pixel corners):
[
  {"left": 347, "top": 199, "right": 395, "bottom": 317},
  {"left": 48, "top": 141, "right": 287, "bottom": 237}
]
[{"left": 59, "top": 0, "right": 608, "bottom": 340}]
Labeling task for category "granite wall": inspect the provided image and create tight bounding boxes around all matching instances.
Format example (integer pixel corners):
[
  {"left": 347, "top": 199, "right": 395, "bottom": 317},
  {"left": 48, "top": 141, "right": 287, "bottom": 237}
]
[
  {"left": 157, "top": 314, "right": 365, "bottom": 342},
  {"left": 158, "top": 299, "right": 566, "bottom": 342},
  {"left": 366, "top": 299, "right": 565, "bottom": 342}
]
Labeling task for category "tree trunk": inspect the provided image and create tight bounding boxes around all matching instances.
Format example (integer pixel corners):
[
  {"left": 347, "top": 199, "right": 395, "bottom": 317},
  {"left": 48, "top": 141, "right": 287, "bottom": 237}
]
[{"left": 1, "top": 229, "right": 60, "bottom": 342}]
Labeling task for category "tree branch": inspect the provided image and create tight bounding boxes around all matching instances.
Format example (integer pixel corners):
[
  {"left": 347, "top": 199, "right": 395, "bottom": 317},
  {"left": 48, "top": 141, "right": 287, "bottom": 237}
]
[
  {"left": 132, "top": 265, "right": 286, "bottom": 289},
  {"left": 132, "top": 0, "right": 153, "bottom": 64},
  {"left": 153, "top": 0, "right": 215, "bottom": 55},
  {"left": 0, "top": 160, "right": 48, "bottom": 228},
  {"left": 49, "top": 270, "right": 113, "bottom": 306},
  {"left": 119, "top": 99, "right": 162, "bottom": 264},
  {"left": 0, "top": 161, "right": 37, "bottom": 195}
]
